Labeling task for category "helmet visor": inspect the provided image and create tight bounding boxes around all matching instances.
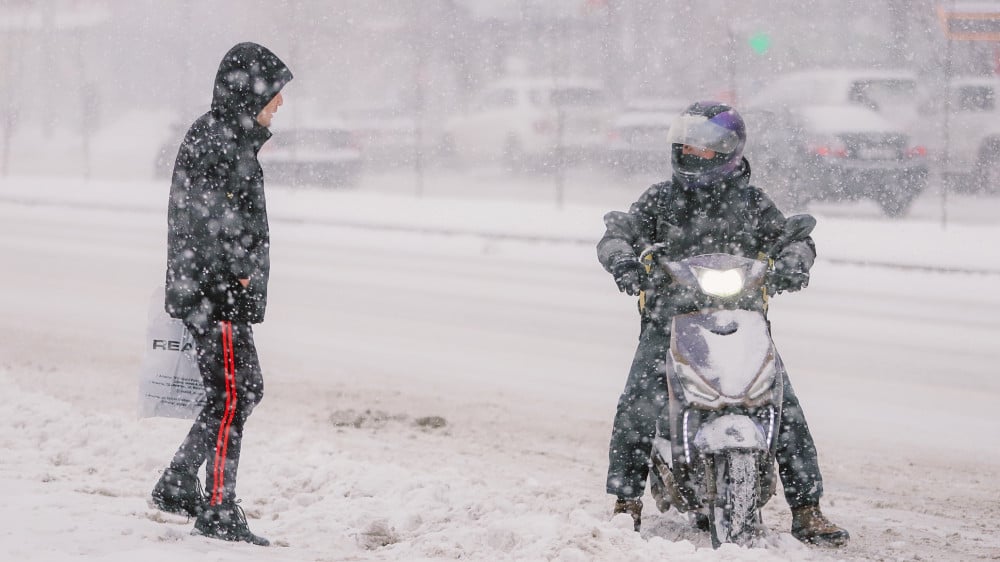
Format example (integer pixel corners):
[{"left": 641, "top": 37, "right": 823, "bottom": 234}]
[{"left": 666, "top": 114, "right": 742, "bottom": 154}]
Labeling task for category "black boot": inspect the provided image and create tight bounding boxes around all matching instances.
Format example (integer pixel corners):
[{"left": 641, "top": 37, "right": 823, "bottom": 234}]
[
  {"left": 151, "top": 468, "right": 205, "bottom": 517},
  {"left": 613, "top": 498, "right": 643, "bottom": 532},
  {"left": 791, "top": 505, "right": 850, "bottom": 547},
  {"left": 193, "top": 501, "right": 269, "bottom": 546}
]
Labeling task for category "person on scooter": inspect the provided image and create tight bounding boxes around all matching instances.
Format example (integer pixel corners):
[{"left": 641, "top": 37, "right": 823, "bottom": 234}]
[{"left": 596, "top": 100, "right": 849, "bottom": 547}]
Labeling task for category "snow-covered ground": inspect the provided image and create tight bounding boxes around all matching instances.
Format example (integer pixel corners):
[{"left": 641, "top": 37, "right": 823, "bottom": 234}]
[{"left": 1, "top": 173, "right": 999, "bottom": 561}]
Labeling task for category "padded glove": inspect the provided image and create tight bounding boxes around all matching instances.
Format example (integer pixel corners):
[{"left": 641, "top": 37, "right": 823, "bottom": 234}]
[
  {"left": 767, "top": 262, "right": 809, "bottom": 294},
  {"left": 610, "top": 255, "right": 643, "bottom": 296}
]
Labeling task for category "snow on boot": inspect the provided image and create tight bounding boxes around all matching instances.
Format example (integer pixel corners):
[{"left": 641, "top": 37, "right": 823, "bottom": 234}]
[
  {"left": 791, "top": 505, "right": 850, "bottom": 547},
  {"left": 613, "top": 498, "right": 643, "bottom": 532},
  {"left": 193, "top": 501, "right": 269, "bottom": 546},
  {"left": 151, "top": 467, "right": 205, "bottom": 517}
]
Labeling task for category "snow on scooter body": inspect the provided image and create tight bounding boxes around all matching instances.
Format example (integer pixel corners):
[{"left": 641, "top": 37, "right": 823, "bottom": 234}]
[{"left": 644, "top": 215, "right": 816, "bottom": 548}]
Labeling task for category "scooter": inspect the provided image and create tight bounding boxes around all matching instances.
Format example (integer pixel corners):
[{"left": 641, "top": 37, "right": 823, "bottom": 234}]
[{"left": 643, "top": 214, "right": 816, "bottom": 548}]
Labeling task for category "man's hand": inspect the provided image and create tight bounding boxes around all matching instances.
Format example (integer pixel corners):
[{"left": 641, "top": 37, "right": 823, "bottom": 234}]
[
  {"left": 610, "top": 255, "right": 643, "bottom": 296},
  {"left": 768, "top": 241, "right": 813, "bottom": 295},
  {"left": 239, "top": 278, "right": 250, "bottom": 288},
  {"left": 766, "top": 266, "right": 808, "bottom": 295}
]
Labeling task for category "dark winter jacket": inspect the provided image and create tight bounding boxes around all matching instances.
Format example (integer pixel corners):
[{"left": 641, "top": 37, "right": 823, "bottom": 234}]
[
  {"left": 165, "top": 42, "right": 293, "bottom": 325},
  {"left": 597, "top": 159, "right": 816, "bottom": 325}
]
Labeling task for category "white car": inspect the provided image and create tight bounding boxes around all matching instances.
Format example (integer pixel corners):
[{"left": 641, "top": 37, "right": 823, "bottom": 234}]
[
  {"left": 746, "top": 68, "right": 923, "bottom": 153},
  {"left": 746, "top": 69, "right": 1000, "bottom": 193},
  {"left": 605, "top": 97, "right": 687, "bottom": 175},
  {"left": 441, "top": 77, "right": 616, "bottom": 169},
  {"left": 743, "top": 104, "right": 929, "bottom": 216},
  {"left": 260, "top": 118, "right": 363, "bottom": 188},
  {"left": 746, "top": 68, "right": 922, "bottom": 125},
  {"left": 914, "top": 77, "right": 1000, "bottom": 192},
  {"left": 338, "top": 103, "right": 423, "bottom": 169}
]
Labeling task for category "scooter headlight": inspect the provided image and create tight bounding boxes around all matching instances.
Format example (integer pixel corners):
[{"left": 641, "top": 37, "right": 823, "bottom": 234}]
[{"left": 692, "top": 266, "right": 745, "bottom": 298}]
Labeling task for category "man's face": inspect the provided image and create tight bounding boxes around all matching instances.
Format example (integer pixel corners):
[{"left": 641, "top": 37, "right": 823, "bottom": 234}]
[
  {"left": 682, "top": 144, "right": 716, "bottom": 159},
  {"left": 256, "top": 91, "right": 283, "bottom": 127}
]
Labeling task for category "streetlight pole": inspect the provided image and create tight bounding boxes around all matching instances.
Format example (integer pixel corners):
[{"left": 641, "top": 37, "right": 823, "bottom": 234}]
[
  {"left": 408, "top": 0, "right": 430, "bottom": 197},
  {"left": 941, "top": 0, "right": 956, "bottom": 229}
]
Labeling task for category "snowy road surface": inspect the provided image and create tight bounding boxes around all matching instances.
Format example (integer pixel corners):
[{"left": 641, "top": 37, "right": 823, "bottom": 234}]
[{"left": 1, "top": 177, "right": 999, "bottom": 561}]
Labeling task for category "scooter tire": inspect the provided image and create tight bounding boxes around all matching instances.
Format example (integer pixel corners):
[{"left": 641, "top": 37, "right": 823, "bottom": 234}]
[{"left": 709, "top": 450, "right": 760, "bottom": 548}]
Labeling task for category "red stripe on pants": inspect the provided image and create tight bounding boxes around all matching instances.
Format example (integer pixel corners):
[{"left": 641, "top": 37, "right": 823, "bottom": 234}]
[{"left": 211, "top": 321, "right": 238, "bottom": 505}]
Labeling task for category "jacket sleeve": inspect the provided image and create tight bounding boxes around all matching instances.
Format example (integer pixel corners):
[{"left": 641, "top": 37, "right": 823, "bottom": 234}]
[
  {"left": 188, "top": 131, "right": 255, "bottom": 280},
  {"left": 596, "top": 183, "right": 662, "bottom": 272},
  {"left": 754, "top": 188, "right": 816, "bottom": 277},
  {"left": 217, "top": 168, "right": 256, "bottom": 280}
]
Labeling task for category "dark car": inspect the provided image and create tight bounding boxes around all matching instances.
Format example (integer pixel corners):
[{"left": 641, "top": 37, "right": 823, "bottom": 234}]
[
  {"left": 259, "top": 120, "right": 363, "bottom": 187},
  {"left": 743, "top": 104, "right": 928, "bottom": 216},
  {"left": 605, "top": 97, "right": 687, "bottom": 175}
]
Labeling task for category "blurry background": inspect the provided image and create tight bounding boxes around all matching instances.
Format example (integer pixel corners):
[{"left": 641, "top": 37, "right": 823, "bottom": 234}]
[{"left": 1, "top": 0, "right": 998, "bottom": 219}]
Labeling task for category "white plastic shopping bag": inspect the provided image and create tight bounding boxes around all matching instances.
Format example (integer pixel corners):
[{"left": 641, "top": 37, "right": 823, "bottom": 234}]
[{"left": 137, "top": 286, "right": 206, "bottom": 419}]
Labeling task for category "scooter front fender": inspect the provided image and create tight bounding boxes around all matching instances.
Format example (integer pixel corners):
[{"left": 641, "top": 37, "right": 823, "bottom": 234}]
[{"left": 693, "top": 414, "right": 768, "bottom": 453}]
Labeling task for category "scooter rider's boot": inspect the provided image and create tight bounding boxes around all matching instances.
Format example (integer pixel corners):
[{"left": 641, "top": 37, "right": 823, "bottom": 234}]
[
  {"left": 613, "top": 498, "right": 643, "bottom": 532},
  {"left": 791, "top": 504, "right": 850, "bottom": 547}
]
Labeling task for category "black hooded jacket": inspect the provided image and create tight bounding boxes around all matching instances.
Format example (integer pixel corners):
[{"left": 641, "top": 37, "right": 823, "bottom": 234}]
[
  {"left": 165, "top": 42, "right": 293, "bottom": 325},
  {"left": 597, "top": 159, "right": 816, "bottom": 324}
]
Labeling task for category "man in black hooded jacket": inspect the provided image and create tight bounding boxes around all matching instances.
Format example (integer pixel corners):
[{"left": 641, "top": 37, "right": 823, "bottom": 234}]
[
  {"left": 150, "top": 42, "right": 292, "bottom": 546},
  {"left": 598, "top": 101, "right": 849, "bottom": 546}
]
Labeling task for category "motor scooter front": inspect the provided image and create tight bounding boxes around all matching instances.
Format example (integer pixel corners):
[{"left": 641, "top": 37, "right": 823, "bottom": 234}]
[{"left": 644, "top": 252, "right": 785, "bottom": 548}]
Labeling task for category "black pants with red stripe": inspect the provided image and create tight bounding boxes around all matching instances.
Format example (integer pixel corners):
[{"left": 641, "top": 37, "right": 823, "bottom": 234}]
[{"left": 168, "top": 320, "right": 264, "bottom": 506}]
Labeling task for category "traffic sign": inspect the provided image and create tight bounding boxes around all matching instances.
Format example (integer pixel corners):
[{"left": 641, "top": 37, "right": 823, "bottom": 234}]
[{"left": 938, "top": 2, "right": 1000, "bottom": 41}]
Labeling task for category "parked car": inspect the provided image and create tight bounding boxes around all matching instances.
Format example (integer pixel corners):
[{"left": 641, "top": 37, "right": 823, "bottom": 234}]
[
  {"left": 742, "top": 104, "right": 928, "bottom": 216},
  {"left": 605, "top": 97, "right": 687, "bottom": 176},
  {"left": 338, "top": 103, "right": 422, "bottom": 169},
  {"left": 746, "top": 68, "right": 921, "bottom": 128},
  {"left": 913, "top": 76, "right": 1000, "bottom": 193},
  {"left": 746, "top": 68, "right": 1000, "bottom": 194},
  {"left": 441, "top": 77, "right": 616, "bottom": 170},
  {"left": 259, "top": 119, "right": 363, "bottom": 187}
]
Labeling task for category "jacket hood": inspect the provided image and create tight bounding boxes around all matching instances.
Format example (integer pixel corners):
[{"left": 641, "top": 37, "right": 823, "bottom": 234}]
[{"left": 211, "top": 42, "right": 293, "bottom": 121}]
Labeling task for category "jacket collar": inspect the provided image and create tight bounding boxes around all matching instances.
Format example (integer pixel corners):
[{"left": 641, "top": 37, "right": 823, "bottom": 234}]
[{"left": 665, "top": 158, "right": 753, "bottom": 220}]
